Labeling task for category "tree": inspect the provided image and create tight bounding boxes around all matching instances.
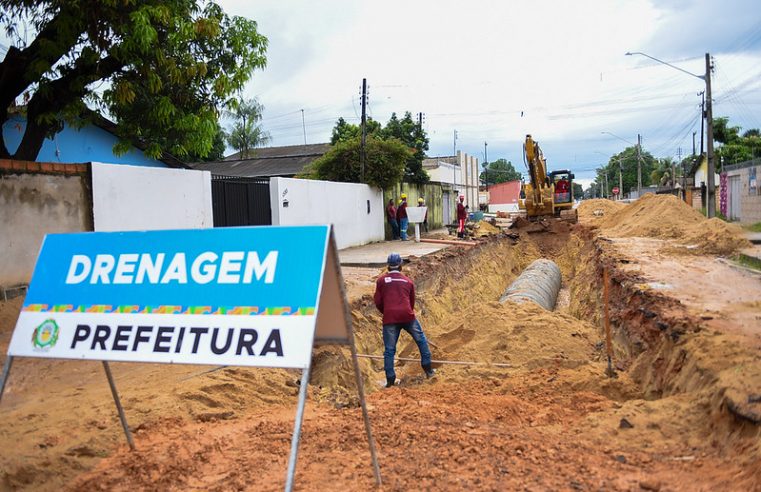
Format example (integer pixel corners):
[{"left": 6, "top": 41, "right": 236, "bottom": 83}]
[
  {"left": 713, "top": 116, "right": 761, "bottom": 166},
  {"left": 480, "top": 158, "right": 521, "bottom": 185},
  {"left": 0, "top": 1, "right": 267, "bottom": 161},
  {"left": 650, "top": 157, "right": 676, "bottom": 187},
  {"left": 187, "top": 121, "right": 226, "bottom": 161},
  {"left": 330, "top": 117, "right": 380, "bottom": 144},
  {"left": 225, "top": 98, "right": 269, "bottom": 158},
  {"left": 327, "top": 112, "right": 429, "bottom": 184},
  {"left": 301, "top": 136, "right": 409, "bottom": 190},
  {"left": 601, "top": 146, "right": 656, "bottom": 195},
  {"left": 380, "top": 112, "right": 429, "bottom": 184}
]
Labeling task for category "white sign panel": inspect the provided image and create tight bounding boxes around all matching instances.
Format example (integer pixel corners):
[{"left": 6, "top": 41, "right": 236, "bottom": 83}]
[{"left": 9, "top": 226, "right": 339, "bottom": 369}]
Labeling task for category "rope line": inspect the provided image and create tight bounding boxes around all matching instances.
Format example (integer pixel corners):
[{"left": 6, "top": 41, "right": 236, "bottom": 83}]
[{"left": 356, "top": 353, "right": 515, "bottom": 368}]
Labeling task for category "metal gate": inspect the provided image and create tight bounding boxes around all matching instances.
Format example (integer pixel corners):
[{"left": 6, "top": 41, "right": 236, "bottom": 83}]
[
  {"left": 728, "top": 175, "right": 741, "bottom": 221},
  {"left": 211, "top": 176, "right": 272, "bottom": 227}
]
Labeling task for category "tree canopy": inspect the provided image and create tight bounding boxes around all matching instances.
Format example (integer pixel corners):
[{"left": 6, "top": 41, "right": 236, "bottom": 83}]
[
  {"left": 713, "top": 116, "right": 761, "bottom": 166},
  {"left": 300, "top": 136, "right": 409, "bottom": 190},
  {"left": 225, "top": 98, "right": 269, "bottom": 158},
  {"left": 595, "top": 146, "right": 656, "bottom": 196},
  {"left": 328, "top": 112, "right": 429, "bottom": 185},
  {"left": 480, "top": 158, "right": 521, "bottom": 184},
  {"left": 0, "top": 0, "right": 268, "bottom": 161}
]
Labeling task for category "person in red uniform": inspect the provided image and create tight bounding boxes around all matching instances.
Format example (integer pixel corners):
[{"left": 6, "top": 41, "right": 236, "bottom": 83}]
[
  {"left": 374, "top": 253, "right": 434, "bottom": 388},
  {"left": 456, "top": 195, "right": 467, "bottom": 238},
  {"left": 396, "top": 194, "right": 409, "bottom": 241},
  {"left": 554, "top": 177, "right": 570, "bottom": 203},
  {"left": 386, "top": 199, "right": 399, "bottom": 240}
]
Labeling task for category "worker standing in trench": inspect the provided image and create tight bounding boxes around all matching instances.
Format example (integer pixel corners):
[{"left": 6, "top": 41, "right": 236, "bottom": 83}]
[
  {"left": 374, "top": 253, "right": 435, "bottom": 387},
  {"left": 456, "top": 195, "right": 467, "bottom": 238}
]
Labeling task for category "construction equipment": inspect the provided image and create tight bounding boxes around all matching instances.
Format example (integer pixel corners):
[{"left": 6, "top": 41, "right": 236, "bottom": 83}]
[{"left": 519, "top": 135, "right": 578, "bottom": 223}]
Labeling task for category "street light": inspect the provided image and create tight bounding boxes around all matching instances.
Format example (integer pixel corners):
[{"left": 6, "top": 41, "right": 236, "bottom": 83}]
[
  {"left": 626, "top": 51, "right": 716, "bottom": 217},
  {"left": 602, "top": 131, "right": 642, "bottom": 196}
]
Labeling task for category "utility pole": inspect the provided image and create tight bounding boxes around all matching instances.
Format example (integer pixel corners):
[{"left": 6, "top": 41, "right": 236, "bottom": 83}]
[
  {"left": 705, "top": 53, "right": 716, "bottom": 218},
  {"left": 636, "top": 133, "right": 642, "bottom": 196},
  {"left": 418, "top": 112, "right": 423, "bottom": 129},
  {"left": 692, "top": 131, "right": 697, "bottom": 156},
  {"left": 484, "top": 141, "right": 488, "bottom": 190},
  {"left": 453, "top": 130, "right": 458, "bottom": 192},
  {"left": 300, "top": 109, "right": 307, "bottom": 146},
  {"left": 360, "top": 78, "right": 367, "bottom": 183},
  {"left": 699, "top": 91, "right": 705, "bottom": 155},
  {"left": 618, "top": 158, "right": 623, "bottom": 200}
]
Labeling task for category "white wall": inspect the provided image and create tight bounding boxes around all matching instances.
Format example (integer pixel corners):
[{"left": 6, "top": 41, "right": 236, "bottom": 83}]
[
  {"left": 269, "top": 177, "right": 384, "bottom": 249},
  {"left": 91, "top": 162, "right": 213, "bottom": 231},
  {"left": 427, "top": 161, "right": 461, "bottom": 187}
]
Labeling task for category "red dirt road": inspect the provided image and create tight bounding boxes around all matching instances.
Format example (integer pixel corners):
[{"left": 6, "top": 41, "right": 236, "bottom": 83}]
[{"left": 70, "top": 371, "right": 757, "bottom": 492}]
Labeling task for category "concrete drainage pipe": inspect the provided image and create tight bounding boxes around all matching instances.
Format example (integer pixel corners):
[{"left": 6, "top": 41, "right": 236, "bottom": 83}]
[{"left": 499, "top": 259, "right": 562, "bottom": 311}]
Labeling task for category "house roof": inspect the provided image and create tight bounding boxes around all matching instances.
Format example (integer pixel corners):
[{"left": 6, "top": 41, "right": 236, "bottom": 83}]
[
  {"left": 224, "top": 143, "right": 331, "bottom": 161},
  {"left": 191, "top": 143, "right": 331, "bottom": 177},
  {"left": 422, "top": 156, "right": 457, "bottom": 169}
]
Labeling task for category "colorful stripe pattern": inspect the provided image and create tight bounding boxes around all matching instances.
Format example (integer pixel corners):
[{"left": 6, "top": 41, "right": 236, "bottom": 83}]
[{"left": 22, "top": 304, "right": 316, "bottom": 316}]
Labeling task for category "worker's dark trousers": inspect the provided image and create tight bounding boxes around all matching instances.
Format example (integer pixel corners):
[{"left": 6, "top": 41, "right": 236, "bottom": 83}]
[{"left": 382, "top": 319, "right": 432, "bottom": 380}]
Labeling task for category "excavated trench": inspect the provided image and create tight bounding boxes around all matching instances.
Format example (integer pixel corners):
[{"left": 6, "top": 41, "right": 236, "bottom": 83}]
[
  {"left": 313, "top": 222, "right": 760, "bottom": 470},
  {"left": 46, "top": 222, "right": 760, "bottom": 491}
]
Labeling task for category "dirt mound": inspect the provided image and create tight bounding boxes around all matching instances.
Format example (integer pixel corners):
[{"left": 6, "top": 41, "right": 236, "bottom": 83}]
[
  {"left": 599, "top": 193, "right": 749, "bottom": 255},
  {"left": 473, "top": 219, "right": 501, "bottom": 237},
  {"left": 577, "top": 199, "right": 626, "bottom": 223}
]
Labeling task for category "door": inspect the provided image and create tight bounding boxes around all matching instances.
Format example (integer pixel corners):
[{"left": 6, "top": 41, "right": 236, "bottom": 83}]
[
  {"left": 728, "top": 175, "right": 741, "bottom": 221},
  {"left": 443, "top": 192, "right": 451, "bottom": 225}
]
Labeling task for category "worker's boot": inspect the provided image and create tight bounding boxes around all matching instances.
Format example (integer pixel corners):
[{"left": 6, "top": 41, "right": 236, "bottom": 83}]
[
  {"left": 385, "top": 377, "right": 397, "bottom": 388},
  {"left": 423, "top": 364, "right": 436, "bottom": 378}
]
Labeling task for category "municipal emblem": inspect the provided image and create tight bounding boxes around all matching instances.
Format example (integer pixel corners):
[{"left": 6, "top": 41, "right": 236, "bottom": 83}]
[{"left": 32, "top": 319, "right": 60, "bottom": 351}]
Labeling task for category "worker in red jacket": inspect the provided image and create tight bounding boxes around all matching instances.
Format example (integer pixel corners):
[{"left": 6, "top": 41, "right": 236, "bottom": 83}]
[
  {"left": 456, "top": 195, "right": 467, "bottom": 238},
  {"left": 374, "top": 253, "right": 434, "bottom": 387},
  {"left": 396, "top": 194, "right": 409, "bottom": 241},
  {"left": 386, "top": 199, "right": 399, "bottom": 240}
]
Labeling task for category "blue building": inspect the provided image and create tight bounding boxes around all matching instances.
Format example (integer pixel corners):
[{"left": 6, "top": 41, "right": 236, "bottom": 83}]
[{"left": 2, "top": 113, "right": 184, "bottom": 168}]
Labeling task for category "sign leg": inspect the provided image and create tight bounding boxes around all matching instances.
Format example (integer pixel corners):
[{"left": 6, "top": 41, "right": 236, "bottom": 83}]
[
  {"left": 350, "top": 339, "right": 382, "bottom": 486},
  {"left": 102, "top": 361, "right": 135, "bottom": 450},
  {"left": 0, "top": 356, "right": 14, "bottom": 404},
  {"left": 285, "top": 365, "right": 311, "bottom": 492}
]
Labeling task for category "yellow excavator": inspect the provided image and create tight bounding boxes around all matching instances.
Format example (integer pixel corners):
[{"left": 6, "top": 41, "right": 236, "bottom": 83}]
[{"left": 518, "top": 134, "right": 578, "bottom": 223}]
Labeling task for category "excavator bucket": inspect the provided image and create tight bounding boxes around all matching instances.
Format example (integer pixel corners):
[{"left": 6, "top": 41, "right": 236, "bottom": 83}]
[{"left": 559, "top": 208, "right": 578, "bottom": 223}]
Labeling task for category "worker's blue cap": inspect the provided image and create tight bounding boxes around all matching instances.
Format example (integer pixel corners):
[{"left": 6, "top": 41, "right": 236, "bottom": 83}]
[{"left": 387, "top": 253, "right": 402, "bottom": 268}]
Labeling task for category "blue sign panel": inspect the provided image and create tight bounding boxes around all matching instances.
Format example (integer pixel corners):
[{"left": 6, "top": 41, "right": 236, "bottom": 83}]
[{"left": 23, "top": 225, "right": 330, "bottom": 316}]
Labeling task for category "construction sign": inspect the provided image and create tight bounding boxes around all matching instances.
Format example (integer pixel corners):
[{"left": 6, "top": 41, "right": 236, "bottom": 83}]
[
  {"left": 9, "top": 225, "right": 344, "bottom": 368},
  {"left": 2, "top": 225, "right": 380, "bottom": 491}
]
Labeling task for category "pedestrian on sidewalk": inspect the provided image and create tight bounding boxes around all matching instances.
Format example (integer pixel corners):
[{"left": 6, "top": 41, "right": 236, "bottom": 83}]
[
  {"left": 374, "top": 253, "right": 435, "bottom": 388},
  {"left": 418, "top": 197, "right": 428, "bottom": 233},
  {"left": 397, "top": 194, "right": 409, "bottom": 241},
  {"left": 386, "top": 199, "right": 400, "bottom": 240},
  {"left": 456, "top": 195, "right": 468, "bottom": 238}
]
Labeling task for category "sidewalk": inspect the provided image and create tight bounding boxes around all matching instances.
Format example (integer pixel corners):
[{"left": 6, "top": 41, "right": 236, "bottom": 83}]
[{"left": 339, "top": 233, "right": 451, "bottom": 267}]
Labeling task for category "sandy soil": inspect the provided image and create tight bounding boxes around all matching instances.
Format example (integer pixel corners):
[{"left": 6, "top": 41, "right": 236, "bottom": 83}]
[
  {"left": 1, "top": 214, "right": 760, "bottom": 490},
  {"left": 606, "top": 236, "right": 761, "bottom": 340}
]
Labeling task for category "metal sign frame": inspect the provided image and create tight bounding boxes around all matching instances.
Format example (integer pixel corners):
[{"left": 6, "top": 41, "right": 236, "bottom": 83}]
[{"left": 0, "top": 225, "right": 381, "bottom": 491}]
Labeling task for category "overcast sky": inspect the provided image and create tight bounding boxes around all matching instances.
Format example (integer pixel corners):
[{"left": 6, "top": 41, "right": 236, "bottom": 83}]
[{"left": 220, "top": 0, "right": 761, "bottom": 187}]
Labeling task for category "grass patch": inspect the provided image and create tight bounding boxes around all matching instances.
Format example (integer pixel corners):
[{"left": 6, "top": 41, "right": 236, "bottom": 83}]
[
  {"left": 745, "top": 222, "right": 761, "bottom": 233},
  {"left": 735, "top": 253, "right": 761, "bottom": 272}
]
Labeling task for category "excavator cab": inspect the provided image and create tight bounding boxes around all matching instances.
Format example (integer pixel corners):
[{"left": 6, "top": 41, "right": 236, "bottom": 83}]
[{"left": 550, "top": 170, "right": 574, "bottom": 204}]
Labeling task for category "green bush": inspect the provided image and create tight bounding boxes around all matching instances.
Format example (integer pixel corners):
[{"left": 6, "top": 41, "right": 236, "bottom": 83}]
[{"left": 300, "top": 136, "right": 409, "bottom": 189}]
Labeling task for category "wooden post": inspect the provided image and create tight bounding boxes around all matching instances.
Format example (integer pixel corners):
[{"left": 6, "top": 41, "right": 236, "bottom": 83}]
[{"left": 603, "top": 268, "right": 616, "bottom": 378}]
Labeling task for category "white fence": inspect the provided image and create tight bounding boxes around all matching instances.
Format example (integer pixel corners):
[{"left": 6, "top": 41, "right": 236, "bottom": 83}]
[
  {"left": 92, "top": 163, "right": 213, "bottom": 231},
  {"left": 269, "top": 177, "right": 384, "bottom": 249}
]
